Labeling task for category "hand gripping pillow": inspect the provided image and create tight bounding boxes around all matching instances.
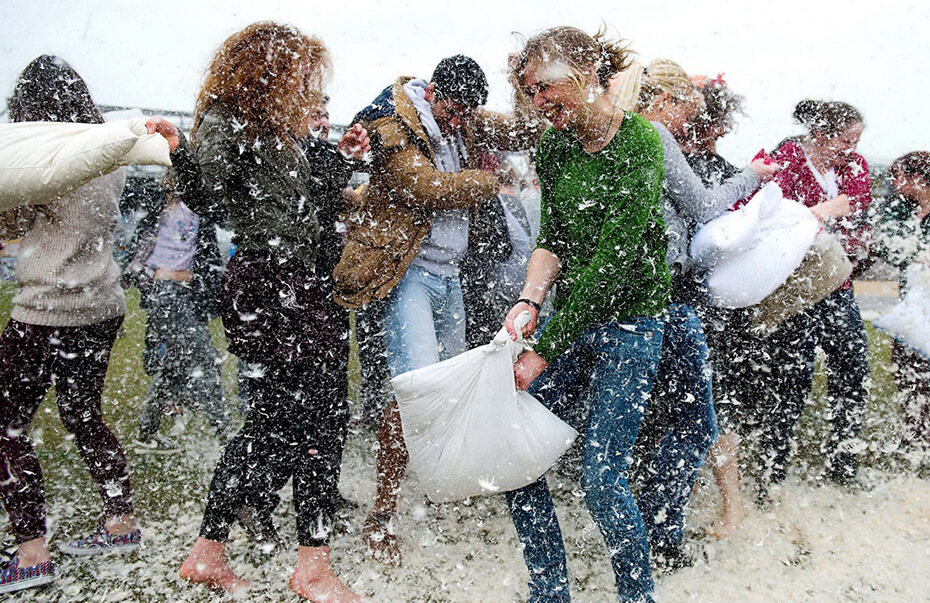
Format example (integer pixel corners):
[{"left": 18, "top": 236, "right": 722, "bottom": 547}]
[
  {"left": 392, "top": 316, "right": 577, "bottom": 504},
  {"left": 0, "top": 118, "right": 171, "bottom": 211}
]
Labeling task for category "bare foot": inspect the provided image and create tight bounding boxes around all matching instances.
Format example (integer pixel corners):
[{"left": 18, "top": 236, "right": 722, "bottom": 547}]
[
  {"left": 291, "top": 546, "right": 366, "bottom": 602},
  {"left": 289, "top": 571, "right": 366, "bottom": 602},
  {"left": 363, "top": 512, "right": 401, "bottom": 567},
  {"left": 709, "top": 505, "right": 745, "bottom": 540},
  {"left": 17, "top": 536, "right": 52, "bottom": 567},
  {"left": 179, "top": 538, "right": 250, "bottom": 593},
  {"left": 104, "top": 513, "right": 137, "bottom": 535}
]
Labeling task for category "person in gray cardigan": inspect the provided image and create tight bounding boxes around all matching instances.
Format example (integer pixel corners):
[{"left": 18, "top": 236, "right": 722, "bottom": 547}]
[{"left": 631, "top": 59, "right": 777, "bottom": 570}]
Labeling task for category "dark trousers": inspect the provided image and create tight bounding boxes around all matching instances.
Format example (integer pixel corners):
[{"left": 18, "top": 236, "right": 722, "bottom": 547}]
[
  {"left": 356, "top": 300, "right": 390, "bottom": 422},
  {"left": 636, "top": 304, "right": 718, "bottom": 550},
  {"left": 699, "top": 304, "right": 769, "bottom": 433},
  {"left": 759, "top": 288, "right": 870, "bottom": 483},
  {"left": 891, "top": 341, "right": 930, "bottom": 447},
  {"left": 139, "top": 280, "right": 228, "bottom": 436},
  {"left": 0, "top": 316, "right": 132, "bottom": 543},
  {"left": 199, "top": 350, "right": 349, "bottom": 548}
]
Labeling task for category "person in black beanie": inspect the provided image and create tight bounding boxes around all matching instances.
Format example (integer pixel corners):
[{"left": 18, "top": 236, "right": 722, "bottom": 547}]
[{"left": 332, "top": 55, "right": 543, "bottom": 566}]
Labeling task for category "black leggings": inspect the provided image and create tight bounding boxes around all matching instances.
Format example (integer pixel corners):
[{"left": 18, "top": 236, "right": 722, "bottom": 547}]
[
  {"left": 199, "top": 349, "right": 349, "bottom": 547},
  {"left": 0, "top": 316, "right": 132, "bottom": 543}
]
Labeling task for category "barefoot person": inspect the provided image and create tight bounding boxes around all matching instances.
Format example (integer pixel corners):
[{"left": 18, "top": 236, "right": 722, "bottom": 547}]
[
  {"left": 676, "top": 75, "right": 755, "bottom": 538},
  {"left": 632, "top": 59, "right": 777, "bottom": 569},
  {"left": 177, "top": 22, "right": 369, "bottom": 601},
  {"left": 331, "top": 55, "right": 542, "bottom": 566},
  {"left": 503, "top": 27, "right": 670, "bottom": 602}
]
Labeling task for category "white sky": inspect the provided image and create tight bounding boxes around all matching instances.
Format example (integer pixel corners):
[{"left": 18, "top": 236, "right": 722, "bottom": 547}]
[{"left": 0, "top": 0, "right": 927, "bottom": 165}]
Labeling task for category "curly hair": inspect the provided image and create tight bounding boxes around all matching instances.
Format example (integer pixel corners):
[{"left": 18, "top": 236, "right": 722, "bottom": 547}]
[
  {"left": 510, "top": 26, "right": 634, "bottom": 97},
  {"left": 8, "top": 55, "right": 104, "bottom": 124},
  {"left": 193, "top": 21, "right": 331, "bottom": 139},
  {"left": 692, "top": 79, "right": 745, "bottom": 137}
]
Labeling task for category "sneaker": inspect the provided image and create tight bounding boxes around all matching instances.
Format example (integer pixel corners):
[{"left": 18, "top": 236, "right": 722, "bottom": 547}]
[
  {"left": 134, "top": 433, "right": 179, "bottom": 454},
  {"left": 60, "top": 526, "right": 142, "bottom": 556},
  {"left": 0, "top": 553, "right": 55, "bottom": 594}
]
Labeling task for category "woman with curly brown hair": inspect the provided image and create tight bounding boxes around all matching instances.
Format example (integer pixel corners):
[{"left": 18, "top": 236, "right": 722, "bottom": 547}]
[{"left": 177, "top": 22, "right": 369, "bottom": 601}]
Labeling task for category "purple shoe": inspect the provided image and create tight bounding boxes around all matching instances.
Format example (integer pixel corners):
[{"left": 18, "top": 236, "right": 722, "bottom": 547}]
[
  {"left": 0, "top": 553, "right": 55, "bottom": 594},
  {"left": 60, "top": 526, "right": 142, "bottom": 556}
]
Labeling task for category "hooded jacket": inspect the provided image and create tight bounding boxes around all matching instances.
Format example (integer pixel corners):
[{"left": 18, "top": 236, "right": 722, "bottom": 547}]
[{"left": 332, "top": 77, "right": 543, "bottom": 308}]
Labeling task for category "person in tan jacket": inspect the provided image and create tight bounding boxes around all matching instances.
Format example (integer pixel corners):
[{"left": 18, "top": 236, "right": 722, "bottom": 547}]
[{"left": 332, "top": 55, "right": 542, "bottom": 566}]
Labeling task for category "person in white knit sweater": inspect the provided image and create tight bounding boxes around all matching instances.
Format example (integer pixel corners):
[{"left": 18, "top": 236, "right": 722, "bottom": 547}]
[{"left": 0, "top": 55, "right": 181, "bottom": 595}]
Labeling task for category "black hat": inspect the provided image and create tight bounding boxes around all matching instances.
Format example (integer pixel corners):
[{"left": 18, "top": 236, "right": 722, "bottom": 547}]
[{"left": 431, "top": 55, "right": 488, "bottom": 108}]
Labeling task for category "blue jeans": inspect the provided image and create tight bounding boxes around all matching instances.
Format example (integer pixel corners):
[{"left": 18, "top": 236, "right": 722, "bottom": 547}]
[
  {"left": 385, "top": 266, "right": 466, "bottom": 377},
  {"left": 506, "top": 317, "right": 665, "bottom": 603},
  {"left": 636, "top": 304, "right": 718, "bottom": 550}
]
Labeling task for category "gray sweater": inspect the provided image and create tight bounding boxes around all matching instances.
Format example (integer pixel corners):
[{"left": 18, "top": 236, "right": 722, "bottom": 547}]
[
  {"left": 404, "top": 78, "right": 470, "bottom": 277},
  {"left": 12, "top": 169, "right": 127, "bottom": 326},
  {"left": 652, "top": 121, "right": 760, "bottom": 279}
]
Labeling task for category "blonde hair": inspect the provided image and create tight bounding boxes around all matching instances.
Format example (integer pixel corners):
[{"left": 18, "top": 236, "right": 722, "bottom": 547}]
[
  {"left": 638, "top": 59, "right": 704, "bottom": 111},
  {"left": 194, "top": 21, "right": 331, "bottom": 139},
  {"left": 511, "top": 26, "right": 633, "bottom": 96}
]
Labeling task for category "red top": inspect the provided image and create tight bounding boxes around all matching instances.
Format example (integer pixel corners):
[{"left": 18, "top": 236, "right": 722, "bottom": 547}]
[{"left": 772, "top": 140, "right": 872, "bottom": 290}]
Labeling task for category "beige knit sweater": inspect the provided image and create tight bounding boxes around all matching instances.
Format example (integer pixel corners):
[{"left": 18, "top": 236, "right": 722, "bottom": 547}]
[{"left": 12, "top": 169, "right": 127, "bottom": 327}]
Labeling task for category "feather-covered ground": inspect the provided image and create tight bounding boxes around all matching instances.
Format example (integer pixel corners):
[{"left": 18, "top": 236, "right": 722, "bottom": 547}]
[{"left": 3, "top": 285, "right": 929, "bottom": 602}]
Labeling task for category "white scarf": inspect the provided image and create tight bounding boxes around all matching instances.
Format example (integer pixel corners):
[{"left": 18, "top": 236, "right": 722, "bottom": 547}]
[
  {"left": 403, "top": 78, "right": 467, "bottom": 172},
  {"left": 803, "top": 148, "right": 840, "bottom": 199}
]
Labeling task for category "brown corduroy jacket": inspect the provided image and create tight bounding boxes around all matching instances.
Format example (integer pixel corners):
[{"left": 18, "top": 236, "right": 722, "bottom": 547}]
[{"left": 332, "top": 77, "right": 543, "bottom": 309}]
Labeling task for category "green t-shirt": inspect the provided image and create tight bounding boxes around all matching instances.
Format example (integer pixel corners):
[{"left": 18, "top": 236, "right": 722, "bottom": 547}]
[{"left": 534, "top": 112, "right": 671, "bottom": 362}]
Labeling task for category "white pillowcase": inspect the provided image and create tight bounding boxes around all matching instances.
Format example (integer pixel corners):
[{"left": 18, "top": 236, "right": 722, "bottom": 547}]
[
  {"left": 691, "top": 181, "right": 821, "bottom": 308},
  {"left": 875, "top": 265, "right": 930, "bottom": 360},
  {"left": 0, "top": 118, "right": 171, "bottom": 211}
]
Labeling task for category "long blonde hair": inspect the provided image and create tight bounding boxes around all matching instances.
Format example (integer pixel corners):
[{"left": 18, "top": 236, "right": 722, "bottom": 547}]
[
  {"left": 510, "top": 26, "right": 633, "bottom": 98},
  {"left": 193, "top": 21, "right": 331, "bottom": 139}
]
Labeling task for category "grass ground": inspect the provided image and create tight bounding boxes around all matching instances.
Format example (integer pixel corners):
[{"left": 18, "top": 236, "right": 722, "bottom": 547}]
[{"left": 0, "top": 281, "right": 924, "bottom": 602}]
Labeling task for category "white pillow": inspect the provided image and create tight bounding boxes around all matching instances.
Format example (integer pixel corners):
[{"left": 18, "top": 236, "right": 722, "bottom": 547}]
[
  {"left": 875, "top": 265, "right": 930, "bottom": 359},
  {"left": 696, "top": 182, "right": 821, "bottom": 308},
  {"left": 0, "top": 118, "right": 171, "bottom": 211},
  {"left": 690, "top": 185, "right": 764, "bottom": 268},
  {"left": 393, "top": 324, "right": 577, "bottom": 503}
]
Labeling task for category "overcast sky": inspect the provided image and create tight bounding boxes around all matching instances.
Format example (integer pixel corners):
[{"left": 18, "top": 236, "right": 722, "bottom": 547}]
[{"left": 0, "top": 0, "right": 926, "bottom": 165}]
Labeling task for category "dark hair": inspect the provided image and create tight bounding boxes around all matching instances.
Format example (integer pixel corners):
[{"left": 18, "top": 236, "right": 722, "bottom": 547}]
[
  {"left": 511, "top": 26, "right": 633, "bottom": 94},
  {"left": 8, "top": 55, "right": 104, "bottom": 124},
  {"left": 694, "top": 83, "right": 744, "bottom": 135},
  {"left": 431, "top": 55, "right": 489, "bottom": 107},
  {"left": 890, "top": 151, "right": 930, "bottom": 185},
  {"left": 793, "top": 99, "right": 862, "bottom": 138}
]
